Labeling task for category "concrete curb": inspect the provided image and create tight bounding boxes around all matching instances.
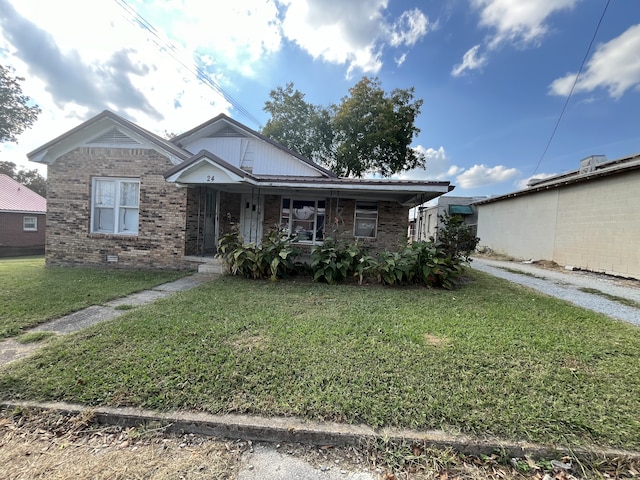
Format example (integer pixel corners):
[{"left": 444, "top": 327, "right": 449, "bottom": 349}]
[{"left": 2, "top": 400, "right": 639, "bottom": 462}]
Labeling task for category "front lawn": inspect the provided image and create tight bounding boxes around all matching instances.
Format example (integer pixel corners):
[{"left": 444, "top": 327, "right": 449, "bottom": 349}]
[
  {"left": 0, "top": 257, "right": 189, "bottom": 338},
  {"left": 1, "top": 272, "right": 639, "bottom": 450}
]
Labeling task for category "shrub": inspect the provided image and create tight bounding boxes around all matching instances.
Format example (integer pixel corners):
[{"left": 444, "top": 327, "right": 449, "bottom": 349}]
[
  {"left": 435, "top": 213, "right": 480, "bottom": 262},
  {"left": 310, "top": 238, "right": 352, "bottom": 284},
  {"left": 220, "top": 227, "right": 466, "bottom": 289},
  {"left": 218, "top": 225, "right": 299, "bottom": 281}
]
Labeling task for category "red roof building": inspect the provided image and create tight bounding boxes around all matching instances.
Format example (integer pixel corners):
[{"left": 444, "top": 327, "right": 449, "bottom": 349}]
[{"left": 0, "top": 174, "right": 47, "bottom": 256}]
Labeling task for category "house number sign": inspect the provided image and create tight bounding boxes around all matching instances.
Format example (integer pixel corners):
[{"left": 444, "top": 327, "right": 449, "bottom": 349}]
[{"left": 206, "top": 175, "right": 215, "bottom": 182}]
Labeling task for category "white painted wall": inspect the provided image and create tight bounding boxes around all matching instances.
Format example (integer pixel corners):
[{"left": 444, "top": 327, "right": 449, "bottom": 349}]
[
  {"left": 181, "top": 137, "right": 323, "bottom": 177},
  {"left": 477, "top": 190, "right": 559, "bottom": 260},
  {"left": 553, "top": 172, "right": 640, "bottom": 278},
  {"left": 477, "top": 170, "right": 640, "bottom": 279}
]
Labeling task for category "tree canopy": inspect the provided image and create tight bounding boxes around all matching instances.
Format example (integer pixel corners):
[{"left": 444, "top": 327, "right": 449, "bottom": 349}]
[
  {"left": 0, "top": 160, "right": 47, "bottom": 197},
  {"left": 0, "top": 65, "right": 41, "bottom": 144},
  {"left": 261, "top": 77, "right": 425, "bottom": 177}
]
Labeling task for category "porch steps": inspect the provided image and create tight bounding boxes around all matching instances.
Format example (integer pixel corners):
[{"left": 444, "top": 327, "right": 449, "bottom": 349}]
[{"left": 184, "top": 256, "right": 226, "bottom": 274}]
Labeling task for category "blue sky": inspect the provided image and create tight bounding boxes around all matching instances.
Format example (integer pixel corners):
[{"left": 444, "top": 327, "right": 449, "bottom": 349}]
[{"left": 1, "top": 0, "right": 639, "bottom": 197}]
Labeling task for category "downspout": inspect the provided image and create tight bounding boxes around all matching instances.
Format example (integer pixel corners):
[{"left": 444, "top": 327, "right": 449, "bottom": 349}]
[{"left": 196, "top": 187, "right": 202, "bottom": 256}]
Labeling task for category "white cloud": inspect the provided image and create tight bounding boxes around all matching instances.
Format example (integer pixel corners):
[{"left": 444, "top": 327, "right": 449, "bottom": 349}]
[
  {"left": 549, "top": 23, "right": 640, "bottom": 99},
  {"left": 388, "top": 8, "right": 429, "bottom": 47},
  {"left": 278, "top": 0, "right": 431, "bottom": 76},
  {"left": 472, "top": 0, "right": 580, "bottom": 49},
  {"left": 515, "top": 172, "right": 557, "bottom": 190},
  {"left": 392, "top": 146, "right": 464, "bottom": 181},
  {"left": 453, "top": 0, "right": 579, "bottom": 76},
  {"left": 455, "top": 164, "right": 520, "bottom": 188},
  {"left": 451, "top": 45, "right": 487, "bottom": 76},
  {"left": 166, "top": 0, "right": 282, "bottom": 77},
  {"left": 0, "top": 0, "right": 233, "bottom": 172}
]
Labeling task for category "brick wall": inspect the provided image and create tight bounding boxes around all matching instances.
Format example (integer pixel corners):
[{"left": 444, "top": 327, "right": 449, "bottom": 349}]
[
  {"left": 46, "top": 147, "right": 191, "bottom": 270},
  {"left": 0, "top": 212, "right": 46, "bottom": 248},
  {"left": 259, "top": 196, "right": 409, "bottom": 255}
]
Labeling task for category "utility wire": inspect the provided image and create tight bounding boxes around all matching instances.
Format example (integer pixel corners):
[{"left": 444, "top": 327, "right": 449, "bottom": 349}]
[
  {"left": 532, "top": 0, "right": 612, "bottom": 176},
  {"left": 112, "top": 0, "right": 263, "bottom": 129}
]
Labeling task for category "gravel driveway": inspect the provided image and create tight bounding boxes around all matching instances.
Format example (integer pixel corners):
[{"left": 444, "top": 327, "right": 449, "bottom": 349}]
[{"left": 470, "top": 257, "right": 640, "bottom": 326}]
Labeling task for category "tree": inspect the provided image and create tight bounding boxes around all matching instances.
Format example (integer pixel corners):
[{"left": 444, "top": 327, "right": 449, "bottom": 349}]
[
  {"left": 262, "top": 83, "right": 333, "bottom": 164},
  {"left": 0, "top": 160, "right": 47, "bottom": 197},
  {"left": 261, "top": 77, "right": 425, "bottom": 177},
  {"left": 0, "top": 65, "right": 41, "bottom": 144}
]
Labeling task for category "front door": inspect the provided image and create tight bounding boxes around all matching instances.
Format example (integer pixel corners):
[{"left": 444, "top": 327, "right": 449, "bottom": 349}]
[
  {"left": 203, "top": 189, "right": 218, "bottom": 253},
  {"left": 240, "top": 193, "right": 264, "bottom": 245}
]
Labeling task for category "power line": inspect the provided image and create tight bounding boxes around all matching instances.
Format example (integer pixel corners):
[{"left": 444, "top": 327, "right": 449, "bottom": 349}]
[
  {"left": 531, "top": 0, "right": 612, "bottom": 176},
  {"left": 112, "top": 0, "right": 263, "bottom": 129}
]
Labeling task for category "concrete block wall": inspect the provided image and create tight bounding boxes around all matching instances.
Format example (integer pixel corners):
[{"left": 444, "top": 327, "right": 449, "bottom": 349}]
[
  {"left": 477, "top": 169, "right": 640, "bottom": 280},
  {"left": 477, "top": 191, "right": 559, "bottom": 261},
  {"left": 46, "top": 147, "right": 191, "bottom": 270},
  {"left": 554, "top": 171, "right": 640, "bottom": 278}
]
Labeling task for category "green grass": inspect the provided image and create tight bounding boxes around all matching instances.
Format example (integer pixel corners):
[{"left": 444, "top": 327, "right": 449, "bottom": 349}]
[
  {"left": 14, "top": 331, "right": 56, "bottom": 344},
  {"left": 1, "top": 271, "right": 639, "bottom": 450},
  {"left": 0, "top": 257, "right": 190, "bottom": 338},
  {"left": 578, "top": 287, "right": 640, "bottom": 309}
]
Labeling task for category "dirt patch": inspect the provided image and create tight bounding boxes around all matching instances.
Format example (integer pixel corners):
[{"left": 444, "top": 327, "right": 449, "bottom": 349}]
[
  {"left": 230, "top": 333, "right": 269, "bottom": 352},
  {"left": 0, "top": 408, "right": 239, "bottom": 479},
  {"left": 423, "top": 333, "right": 451, "bottom": 348}
]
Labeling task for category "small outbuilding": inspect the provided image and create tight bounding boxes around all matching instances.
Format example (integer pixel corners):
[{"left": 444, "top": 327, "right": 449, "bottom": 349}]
[{"left": 0, "top": 174, "right": 47, "bottom": 257}]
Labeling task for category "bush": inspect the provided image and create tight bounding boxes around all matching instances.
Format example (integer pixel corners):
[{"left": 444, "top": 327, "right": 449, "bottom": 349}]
[
  {"left": 220, "top": 228, "right": 467, "bottom": 289},
  {"left": 435, "top": 213, "right": 480, "bottom": 262},
  {"left": 218, "top": 225, "right": 299, "bottom": 281}
]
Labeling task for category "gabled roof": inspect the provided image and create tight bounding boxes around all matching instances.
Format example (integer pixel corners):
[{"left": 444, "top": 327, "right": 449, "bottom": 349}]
[
  {"left": 27, "top": 110, "right": 191, "bottom": 165},
  {"left": 164, "top": 150, "right": 256, "bottom": 184},
  {"left": 476, "top": 152, "right": 640, "bottom": 206},
  {"left": 171, "top": 113, "right": 338, "bottom": 178},
  {"left": 0, "top": 174, "right": 46, "bottom": 214}
]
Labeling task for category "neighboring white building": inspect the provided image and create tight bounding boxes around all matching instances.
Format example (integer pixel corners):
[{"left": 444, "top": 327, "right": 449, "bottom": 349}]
[
  {"left": 411, "top": 196, "right": 486, "bottom": 242},
  {"left": 476, "top": 153, "right": 640, "bottom": 280}
]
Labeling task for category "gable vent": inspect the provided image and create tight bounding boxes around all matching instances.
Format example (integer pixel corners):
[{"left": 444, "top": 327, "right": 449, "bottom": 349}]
[
  {"left": 207, "top": 125, "right": 245, "bottom": 138},
  {"left": 87, "top": 128, "right": 141, "bottom": 145}
]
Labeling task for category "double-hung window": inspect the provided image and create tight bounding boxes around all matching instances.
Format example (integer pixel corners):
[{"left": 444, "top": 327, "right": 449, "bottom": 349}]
[
  {"left": 91, "top": 178, "right": 140, "bottom": 235},
  {"left": 354, "top": 202, "right": 378, "bottom": 238},
  {"left": 280, "top": 198, "right": 325, "bottom": 243},
  {"left": 23, "top": 216, "right": 37, "bottom": 231}
]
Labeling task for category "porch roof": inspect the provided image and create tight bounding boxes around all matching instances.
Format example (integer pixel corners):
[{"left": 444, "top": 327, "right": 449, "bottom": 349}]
[{"left": 164, "top": 151, "right": 454, "bottom": 207}]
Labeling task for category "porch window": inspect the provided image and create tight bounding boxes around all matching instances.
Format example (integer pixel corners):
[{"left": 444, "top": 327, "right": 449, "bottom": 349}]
[
  {"left": 23, "top": 216, "right": 37, "bottom": 231},
  {"left": 280, "top": 198, "right": 325, "bottom": 243},
  {"left": 91, "top": 178, "right": 140, "bottom": 235},
  {"left": 354, "top": 202, "right": 378, "bottom": 238}
]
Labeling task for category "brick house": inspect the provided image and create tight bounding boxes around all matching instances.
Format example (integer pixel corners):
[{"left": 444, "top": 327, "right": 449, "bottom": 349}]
[
  {"left": 28, "top": 110, "right": 453, "bottom": 270},
  {"left": 0, "top": 174, "right": 46, "bottom": 257}
]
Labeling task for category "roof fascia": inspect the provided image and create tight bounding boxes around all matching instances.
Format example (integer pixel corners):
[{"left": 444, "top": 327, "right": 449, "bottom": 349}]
[
  {"left": 28, "top": 110, "right": 190, "bottom": 165},
  {"left": 476, "top": 156, "right": 640, "bottom": 206}
]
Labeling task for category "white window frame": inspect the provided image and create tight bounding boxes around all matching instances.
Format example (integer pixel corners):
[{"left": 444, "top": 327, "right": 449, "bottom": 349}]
[
  {"left": 280, "top": 197, "right": 326, "bottom": 244},
  {"left": 91, "top": 177, "right": 140, "bottom": 235},
  {"left": 353, "top": 202, "right": 378, "bottom": 239},
  {"left": 23, "top": 216, "right": 37, "bottom": 231}
]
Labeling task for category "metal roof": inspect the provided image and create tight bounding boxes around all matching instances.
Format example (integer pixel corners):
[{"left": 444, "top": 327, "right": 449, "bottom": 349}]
[
  {"left": 0, "top": 174, "right": 46, "bottom": 213},
  {"left": 476, "top": 152, "right": 640, "bottom": 206}
]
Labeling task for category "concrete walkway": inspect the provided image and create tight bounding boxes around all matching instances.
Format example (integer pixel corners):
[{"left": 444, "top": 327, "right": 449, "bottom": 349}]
[{"left": 0, "top": 273, "right": 217, "bottom": 365}]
